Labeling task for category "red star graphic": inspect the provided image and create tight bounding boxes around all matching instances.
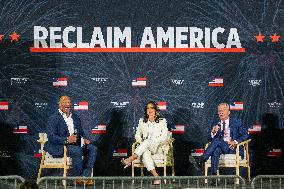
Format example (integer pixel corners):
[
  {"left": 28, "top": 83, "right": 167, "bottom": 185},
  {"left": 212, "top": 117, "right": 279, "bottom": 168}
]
[
  {"left": 255, "top": 33, "right": 265, "bottom": 42},
  {"left": 270, "top": 33, "right": 280, "bottom": 42},
  {"left": 10, "top": 32, "right": 20, "bottom": 42},
  {"left": 0, "top": 34, "right": 4, "bottom": 41}
]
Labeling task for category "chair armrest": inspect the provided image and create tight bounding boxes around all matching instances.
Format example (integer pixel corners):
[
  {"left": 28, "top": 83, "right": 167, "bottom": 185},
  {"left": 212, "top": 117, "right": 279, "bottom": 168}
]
[
  {"left": 132, "top": 141, "right": 140, "bottom": 155},
  {"left": 160, "top": 138, "right": 175, "bottom": 153},
  {"left": 37, "top": 139, "right": 46, "bottom": 144},
  {"left": 236, "top": 139, "right": 251, "bottom": 161},
  {"left": 205, "top": 142, "right": 211, "bottom": 149},
  {"left": 236, "top": 139, "right": 251, "bottom": 147}
]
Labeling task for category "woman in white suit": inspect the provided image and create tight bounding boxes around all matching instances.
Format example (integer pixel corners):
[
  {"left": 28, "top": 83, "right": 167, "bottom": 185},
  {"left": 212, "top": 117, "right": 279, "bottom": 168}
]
[{"left": 121, "top": 101, "right": 168, "bottom": 184}]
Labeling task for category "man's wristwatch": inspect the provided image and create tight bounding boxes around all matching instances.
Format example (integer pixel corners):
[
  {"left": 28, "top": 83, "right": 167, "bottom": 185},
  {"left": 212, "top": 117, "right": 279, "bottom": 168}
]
[{"left": 65, "top": 137, "right": 69, "bottom": 144}]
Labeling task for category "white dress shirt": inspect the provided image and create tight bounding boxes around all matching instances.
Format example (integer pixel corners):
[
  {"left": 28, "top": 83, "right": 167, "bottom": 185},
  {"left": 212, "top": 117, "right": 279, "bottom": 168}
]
[
  {"left": 222, "top": 118, "right": 231, "bottom": 142},
  {"left": 58, "top": 109, "right": 75, "bottom": 135},
  {"left": 211, "top": 118, "right": 238, "bottom": 144}
]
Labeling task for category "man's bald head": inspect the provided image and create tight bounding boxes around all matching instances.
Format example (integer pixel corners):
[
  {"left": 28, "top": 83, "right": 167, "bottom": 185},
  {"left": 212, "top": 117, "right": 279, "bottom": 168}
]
[{"left": 58, "top": 96, "right": 72, "bottom": 116}]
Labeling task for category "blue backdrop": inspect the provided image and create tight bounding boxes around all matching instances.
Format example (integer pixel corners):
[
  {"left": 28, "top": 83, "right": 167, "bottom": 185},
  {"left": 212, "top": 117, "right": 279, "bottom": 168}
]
[{"left": 0, "top": 0, "right": 284, "bottom": 178}]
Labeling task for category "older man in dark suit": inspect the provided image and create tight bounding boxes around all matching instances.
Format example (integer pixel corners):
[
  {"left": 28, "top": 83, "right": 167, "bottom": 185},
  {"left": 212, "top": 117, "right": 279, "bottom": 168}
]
[
  {"left": 192, "top": 103, "right": 248, "bottom": 175},
  {"left": 45, "top": 96, "right": 96, "bottom": 184}
]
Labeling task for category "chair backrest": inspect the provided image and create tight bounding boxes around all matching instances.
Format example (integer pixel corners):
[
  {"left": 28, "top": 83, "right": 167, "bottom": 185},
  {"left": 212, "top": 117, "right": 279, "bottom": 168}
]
[
  {"left": 39, "top": 133, "right": 48, "bottom": 142},
  {"left": 38, "top": 133, "right": 48, "bottom": 152},
  {"left": 167, "top": 131, "right": 172, "bottom": 140}
]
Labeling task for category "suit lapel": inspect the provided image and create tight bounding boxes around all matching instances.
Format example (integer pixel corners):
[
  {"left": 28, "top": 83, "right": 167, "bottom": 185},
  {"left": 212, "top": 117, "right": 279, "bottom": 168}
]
[
  {"left": 229, "top": 117, "right": 235, "bottom": 140},
  {"left": 58, "top": 111, "right": 69, "bottom": 135}
]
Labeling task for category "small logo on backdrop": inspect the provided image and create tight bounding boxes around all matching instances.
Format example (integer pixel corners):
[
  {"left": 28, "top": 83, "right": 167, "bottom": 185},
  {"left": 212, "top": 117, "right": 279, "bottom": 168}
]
[
  {"left": 74, "top": 101, "right": 88, "bottom": 110},
  {"left": 192, "top": 102, "right": 205, "bottom": 108},
  {"left": 0, "top": 102, "right": 9, "bottom": 110},
  {"left": 91, "top": 78, "right": 108, "bottom": 84},
  {"left": 92, "top": 124, "right": 107, "bottom": 134},
  {"left": 191, "top": 149, "right": 204, "bottom": 157},
  {"left": 111, "top": 101, "right": 129, "bottom": 108},
  {"left": 249, "top": 80, "right": 261, "bottom": 86},
  {"left": 248, "top": 124, "right": 261, "bottom": 134},
  {"left": 230, "top": 102, "right": 244, "bottom": 110},
  {"left": 157, "top": 101, "right": 167, "bottom": 110},
  {"left": 268, "top": 102, "right": 281, "bottom": 108},
  {"left": 35, "top": 102, "right": 48, "bottom": 108},
  {"left": 171, "top": 124, "right": 186, "bottom": 134},
  {"left": 34, "top": 149, "right": 42, "bottom": 158},
  {"left": 171, "top": 79, "right": 184, "bottom": 85},
  {"left": 267, "top": 149, "right": 282, "bottom": 157},
  {"left": 0, "top": 151, "right": 11, "bottom": 158},
  {"left": 208, "top": 77, "right": 224, "bottom": 87},
  {"left": 53, "top": 77, "right": 68, "bottom": 87},
  {"left": 10, "top": 78, "right": 29, "bottom": 85},
  {"left": 113, "top": 148, "right": 128, "bottom": 157},
  {"left": 132, "top": 77, "right": 147, "bottom": 87},
  {"left": 13, "top": 126, "right": 28, "bottom": 134}
]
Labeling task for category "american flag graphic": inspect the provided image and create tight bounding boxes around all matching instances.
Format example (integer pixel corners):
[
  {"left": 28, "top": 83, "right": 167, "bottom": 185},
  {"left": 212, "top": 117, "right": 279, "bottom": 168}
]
[
  {"left": 171, "top": 124, "right": 185, "bottom": 134},
  {"left": 74, "top": 101, "right": 88, "bottom": 110},
  {"left": 191, "top": 148, "right": 204, "bottom": 156},
  {"left": 208, "top": 77, "right": 224, "bottom": 87},
  {"left": 13, "top": 126, "right": 28, "bottom": 134},
  {"left": 157, "top": 101, "right": 167, "bottom": 110},
  {"left": 92, "top": 124, "right": 107, "bottom": 134},
  {"left": 230, "top": 102, "right": 244, "bottom": 110},
  {"left": 0, "top": 102, "right": 8, "bottom": 110},
  {"left": 113, "top": 148, "right": 128, "bottom": 157},
  {"left": 53, "top": 77, "right": 68, "bottom": 87},
  {"left": 248, "top": 124, "right": 261, "bottom": 134},
  {"left": 132, "top": 77, "right": 147, "bottom": 86}
]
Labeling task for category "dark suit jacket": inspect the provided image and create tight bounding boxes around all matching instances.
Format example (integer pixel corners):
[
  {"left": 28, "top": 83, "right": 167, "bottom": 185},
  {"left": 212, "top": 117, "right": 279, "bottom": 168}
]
[
  {"left": 44, "top": 111, "right": 86, "bottom": 156},
  {"left": 208, "top": 117, "right": 249, "bottom": 157}
]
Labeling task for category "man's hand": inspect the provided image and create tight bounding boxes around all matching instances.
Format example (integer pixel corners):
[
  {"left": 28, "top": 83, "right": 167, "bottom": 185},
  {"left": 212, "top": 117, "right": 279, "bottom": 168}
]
[
  {"left": 228, "top": 140, "right": 236, "bottom": 150},
  {"left": 211, "top": 125, "right": 220, "bottom": 134},
  {"left": 68, "top": 134, "right": 77, "bottom": 143},
  {"left": 84, "top": 139, "right": 91, "bottom": 145}
]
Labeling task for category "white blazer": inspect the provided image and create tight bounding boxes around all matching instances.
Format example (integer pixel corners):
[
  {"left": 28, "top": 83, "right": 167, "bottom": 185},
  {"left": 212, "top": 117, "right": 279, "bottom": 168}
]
[{"left": 135, "top": 118, "right": 168, "bottom": 153}]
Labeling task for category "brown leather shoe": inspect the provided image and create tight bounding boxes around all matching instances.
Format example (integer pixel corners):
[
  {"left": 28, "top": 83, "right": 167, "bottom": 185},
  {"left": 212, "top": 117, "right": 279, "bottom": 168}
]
[
  {"left": 84, "top": 180, "right": 94, "bottom": 186},
  {"left": 75, "top": 179, "right": 83, "bottom": 185}
]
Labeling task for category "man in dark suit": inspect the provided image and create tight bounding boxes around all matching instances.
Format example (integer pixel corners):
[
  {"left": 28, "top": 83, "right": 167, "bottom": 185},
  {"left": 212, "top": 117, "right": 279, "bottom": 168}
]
[
  {"left": 192, "top": 103, "right": 248, "bottom": 175},
  {"left": 45, "top": 96, "right": 96, "bottom": 184}
]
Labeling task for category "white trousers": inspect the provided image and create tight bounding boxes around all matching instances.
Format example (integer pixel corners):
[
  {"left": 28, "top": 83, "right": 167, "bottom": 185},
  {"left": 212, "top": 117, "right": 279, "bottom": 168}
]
[{"left": 134, "top": 140, "right": 158, "bottom": 171}]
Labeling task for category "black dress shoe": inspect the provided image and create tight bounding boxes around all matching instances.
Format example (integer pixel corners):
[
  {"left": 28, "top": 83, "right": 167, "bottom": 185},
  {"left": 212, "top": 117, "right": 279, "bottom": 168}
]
[
  {"left": 189, "top": 155, "right": 205, "bottom": 171},
  {"left": 195, "top": 156, "right": 205, "bottom": 171}
]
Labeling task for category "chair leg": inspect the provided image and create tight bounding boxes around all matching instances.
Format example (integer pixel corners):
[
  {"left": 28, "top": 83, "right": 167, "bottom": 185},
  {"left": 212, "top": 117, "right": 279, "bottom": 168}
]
[
  {"left": 37, "top": 151, "right": 46, "bottom": 183},
  {"left": 140, "top": 167, "right": 144, "bottom": 176},
  {"left": 248, "top": 166, "right": 251, "bottom": 182},
  {"left": 132, "top": 164, "right": 135, "bottom": 177},
  {"left": 62, "top": 167, "right": 67, "bottom": 188},
  {"left": 164, "top": 164, "right": 167, "bottom": 177},
  {"left": 236, "top": 166, "right": 240, "bottom": 185},
  {"left": 204, "top": 164, "right": 208, "bottom": 184},
  {"left": 37, "top": 166, "right": 43, "bottom": 183}
]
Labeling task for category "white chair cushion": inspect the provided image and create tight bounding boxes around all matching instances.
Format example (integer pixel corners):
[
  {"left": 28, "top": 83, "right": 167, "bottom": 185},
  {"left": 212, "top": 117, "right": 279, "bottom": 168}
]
[
  {"left": 133, "top": 145, "right": 171, "bottom": 165},
  {"left": 133, "top": 132, "right": 173, "bottom": 166},
  {"left": 206, "top": 154, "right": 247, "bottom": 166},
  {"left": 44, "top": 152, "right": 72, "bottom": 165}
]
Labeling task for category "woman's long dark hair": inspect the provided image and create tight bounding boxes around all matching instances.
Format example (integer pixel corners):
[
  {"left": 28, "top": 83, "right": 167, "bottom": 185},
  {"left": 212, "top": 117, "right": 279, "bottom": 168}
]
[{"left": 143, "top": 101, "right": 160, "bottom": 123}]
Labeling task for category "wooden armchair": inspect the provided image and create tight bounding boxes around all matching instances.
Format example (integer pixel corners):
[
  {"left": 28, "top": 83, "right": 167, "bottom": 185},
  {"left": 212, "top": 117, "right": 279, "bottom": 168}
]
[
  {"left": 131, "top": 131, "right": 175, "bottom": 177},
  {"left": 37, "top": 133, "right": 71, "bottom": 186},
  {"left": 204, "top": 139, "right": 251, "bottom": 183}
]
